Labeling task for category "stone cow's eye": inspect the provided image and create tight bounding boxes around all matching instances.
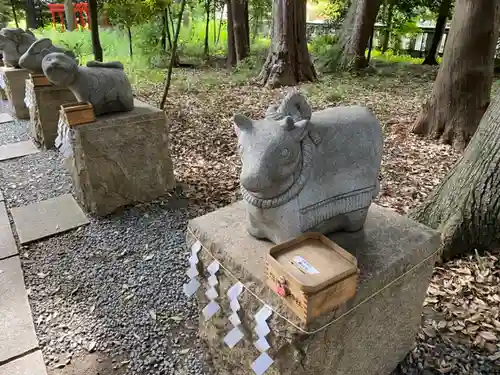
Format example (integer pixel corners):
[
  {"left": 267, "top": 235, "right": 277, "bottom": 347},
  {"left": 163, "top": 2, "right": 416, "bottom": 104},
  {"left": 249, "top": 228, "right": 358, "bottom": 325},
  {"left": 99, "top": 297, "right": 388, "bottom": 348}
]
[
  {"left": 238, "top": 144, "right": 243, "bottom": 153},
  {"left": 280, "top": 148, "right": 290, "bottom": 158}
]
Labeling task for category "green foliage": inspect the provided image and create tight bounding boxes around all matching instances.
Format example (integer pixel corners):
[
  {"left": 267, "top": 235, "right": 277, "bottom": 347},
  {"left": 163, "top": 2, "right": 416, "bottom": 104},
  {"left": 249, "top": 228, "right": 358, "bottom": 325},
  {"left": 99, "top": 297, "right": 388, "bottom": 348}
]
[
  {"left": 315, "top": 0, "right": 349, "bottom": 22},
  {"left": 308, "top": 34, "right": 343, "bottom": 73}
]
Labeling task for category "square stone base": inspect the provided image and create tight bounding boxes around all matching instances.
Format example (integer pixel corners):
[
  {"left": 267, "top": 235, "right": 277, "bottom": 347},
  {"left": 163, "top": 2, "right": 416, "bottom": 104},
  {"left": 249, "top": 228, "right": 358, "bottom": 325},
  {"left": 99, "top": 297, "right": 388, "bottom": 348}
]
[
  {"left": 63, "top": 99, "right": 175, "bottom": 216},
  {"left": 1, "top": 67, "right": 29, "bottom": 119},
  {"left": 186, "top": 202, "right": 440, "bottom": 375},
  {"left": 26, "top": 79, "right": 76, "bottom": 149}
]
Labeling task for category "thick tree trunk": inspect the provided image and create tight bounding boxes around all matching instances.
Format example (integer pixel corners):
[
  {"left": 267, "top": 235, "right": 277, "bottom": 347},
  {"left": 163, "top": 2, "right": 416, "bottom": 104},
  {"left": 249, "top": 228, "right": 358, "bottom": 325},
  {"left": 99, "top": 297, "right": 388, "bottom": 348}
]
[
  {"left": 412, "top": 0, "right": 500, "bottom": 152},
  {"left": 381, "top": 0, "right": 394, "bottom": 53},
  {"left": 231, "top": 0, "right": 249, "bottom": 62},
  {"left": 422, "top": 0, "right": 452, "bottom": 65},
  {"left": 88, "top": 0, "right": 103, "bottom": 62},
  {"left": 338, "top": 0, "right": 381, "bottom": 70},
  {"left": 258, "top": 0, "right": 317, "bottom": 88},
  {"left": 64, "top": 0, "right": 75, "bottom": 31},
  {"left": 411, "top": 93, "right": 500, "bottom": 260}
]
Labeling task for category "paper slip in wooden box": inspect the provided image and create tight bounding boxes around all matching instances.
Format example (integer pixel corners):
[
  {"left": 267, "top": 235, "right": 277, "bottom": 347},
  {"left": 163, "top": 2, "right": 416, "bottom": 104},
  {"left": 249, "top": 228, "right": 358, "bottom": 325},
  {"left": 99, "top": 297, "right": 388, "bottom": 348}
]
[
  {"left": 60, "top": 102, "right": 96, "bottom": 127},
  {"left": 266, "top": 232, "right": 358, "bottom": 324}
]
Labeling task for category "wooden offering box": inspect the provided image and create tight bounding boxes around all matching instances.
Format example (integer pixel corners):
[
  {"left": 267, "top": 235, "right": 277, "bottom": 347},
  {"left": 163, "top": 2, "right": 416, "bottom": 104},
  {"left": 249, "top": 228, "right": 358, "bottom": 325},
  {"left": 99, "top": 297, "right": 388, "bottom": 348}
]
[
  {"left": 266, "top": 232, "right": 358, "bottom": 324},
  {"left": 29, "top": 73, "right": 51, "bottom": 87},
  {"left": 60, "top": 102, "right": 96, "bottom": 127}
]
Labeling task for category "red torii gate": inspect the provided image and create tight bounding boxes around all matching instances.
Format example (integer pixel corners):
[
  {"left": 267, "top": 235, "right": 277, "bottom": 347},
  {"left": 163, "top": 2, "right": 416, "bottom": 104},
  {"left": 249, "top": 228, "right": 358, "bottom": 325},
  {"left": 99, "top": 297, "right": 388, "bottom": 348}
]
[{"left": 47, "top": 3, "right": 91, "bottom": 31}]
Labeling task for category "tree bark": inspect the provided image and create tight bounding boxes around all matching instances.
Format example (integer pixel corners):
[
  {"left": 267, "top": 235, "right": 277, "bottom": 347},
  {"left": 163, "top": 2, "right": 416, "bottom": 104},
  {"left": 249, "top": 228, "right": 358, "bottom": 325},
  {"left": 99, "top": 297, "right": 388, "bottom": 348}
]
[
  {"left": 204, "top": 0, "right": 211, "bottom": 56},
  {"left": 64, "top": 0, "right": 75, "bottom": 31},
  {"left": 230, "top": 0, "right": 249, "bottom": 63},
  {"left": 258, "top": 0, "right": 317, "bottom": 88},
  {"left": 338, "top": 0, "right": 382, "bottom": 70},
  {"left": 422, "top": 0, "right": 452, "bottom": 65},
  {"left": 10, "top": 0, "right": 18, "bottom": 28},
  {"left": 88, "top": 0, "right": 103, "bottom": 62},
  {"left": 411, "top": 92, "right": 500, "bottom": 260},
  {"left": 412, "top": 0, "right": 500, "bottom": 152},
  {"left": 226, "top": 0, "right": 237, "bottom": 66},
  {"left": 381, "top": 0, "right": 394, "bottom": 53}
]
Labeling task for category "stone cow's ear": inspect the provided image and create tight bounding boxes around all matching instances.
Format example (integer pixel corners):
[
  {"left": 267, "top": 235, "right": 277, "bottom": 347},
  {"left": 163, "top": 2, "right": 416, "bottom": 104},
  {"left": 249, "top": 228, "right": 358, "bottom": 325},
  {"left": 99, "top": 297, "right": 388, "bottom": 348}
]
[
  {"left": 31, "top": 38, "right": 53, "bottom": 54},
  {"left": 233, "top": 113, "right": 253, "bottom": 135}
]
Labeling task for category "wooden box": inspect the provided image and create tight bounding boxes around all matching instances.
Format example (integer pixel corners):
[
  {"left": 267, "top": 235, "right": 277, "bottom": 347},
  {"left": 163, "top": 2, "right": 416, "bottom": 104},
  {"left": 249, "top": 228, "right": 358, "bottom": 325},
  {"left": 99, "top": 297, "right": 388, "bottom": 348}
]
[
  {"left": 29, "top": 73, "right": 51, "bottom": 87},
  {"left": 266, "top": 232, "right": 358, "bottom": 324},
  {"left": 60, "top": 102, "right": 96, "bottom": 127}
]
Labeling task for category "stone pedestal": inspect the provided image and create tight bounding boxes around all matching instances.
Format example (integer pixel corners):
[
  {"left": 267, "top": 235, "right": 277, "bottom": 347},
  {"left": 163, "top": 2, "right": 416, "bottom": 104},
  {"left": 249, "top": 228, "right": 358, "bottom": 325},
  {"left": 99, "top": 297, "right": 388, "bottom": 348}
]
[
  {"left": 0, "top": 67, "right": 29, "bottom": 119},
  {"left": 186, "top": 202, "right": 440, "bottom": 375},
  {"left": 25, "top": 79, "right": 76, "bottom": 149},
  {"left": 62, "top": 99, "right": 175, "bottom": 216}
]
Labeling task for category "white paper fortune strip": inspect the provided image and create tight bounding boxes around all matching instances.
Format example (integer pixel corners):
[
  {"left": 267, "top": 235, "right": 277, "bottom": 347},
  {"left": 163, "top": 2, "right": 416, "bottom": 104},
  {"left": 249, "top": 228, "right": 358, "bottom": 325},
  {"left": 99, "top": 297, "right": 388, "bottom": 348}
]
[
  {"left": 183, "top": 241, "right": 202, "bottom": 298},
  {"left": 202, "top": 260, "right": 220, "bottom": 321},
  {"left": 0, "top": 72, "right": 5, "bottom": 89},
  {"left": 55, "top": 117, "right": 65, "bottom": 148},
  {"left": 224, "top": 281, "right": 245, "bottom": 348},
  {"left": 23, "top": 84, "right": 32, "bottom": 109},
  {"left": 251, "top": 304, "right": 274, "bottom": 374}
]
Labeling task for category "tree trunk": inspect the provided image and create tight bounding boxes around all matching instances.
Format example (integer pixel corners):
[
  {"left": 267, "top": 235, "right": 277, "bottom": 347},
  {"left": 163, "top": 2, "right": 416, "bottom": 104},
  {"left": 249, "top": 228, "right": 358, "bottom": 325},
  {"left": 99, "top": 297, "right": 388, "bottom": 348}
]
[
  {"left": 381, "top": 0, "right": 394, "bottom": 53},
  {"left": 160, "top": 0, "right": 187, "bottom": 109},
  {"left": 165, "top": 8, "right": 172, "bottom": 50},
  {"left": 411, "top": 92, "right": 500, "bottom": 260},
  {"left": 204, "top": 0, "right": 210, "bottom": 56},
  {"left": 412, "top": 0, "right": 500, "bottom": 152},
  {"left": 338, "top": 0, "right": 382, "bottom": 70},
  {"left": 127, "top": 26, "right": 133, "bottom": 57},
  {"left": 10, "top": 0, "right": 18, "bottom": 28},
  {"left": 422, "top": 0, "right": 452, "bottom": 65},
  {"left": 64, "top": 0, "right": 75, "bottom": 31},
  {"left": 88, "top": 0, "right": 102, "bottom": 62},
  {"left": 258, "top": 0, "right": 317, "bottom": 88},
  {"left": 226, "top": 0, "right": 237, "bottom": 66},
  {"left": 230, "top": 0, "right": 249, "bottom": 63},
  {"left": 244, "top": 0, "right": 250, "bottom": 49},
  {"left": 25, "top": 0, "right": 37, "bottom": 29}
]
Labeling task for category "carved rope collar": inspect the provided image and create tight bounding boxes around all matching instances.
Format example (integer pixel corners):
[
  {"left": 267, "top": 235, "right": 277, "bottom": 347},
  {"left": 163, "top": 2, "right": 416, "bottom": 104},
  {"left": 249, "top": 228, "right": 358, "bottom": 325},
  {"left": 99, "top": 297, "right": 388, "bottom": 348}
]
[{"left": 241, "top": 136, "right": 315, "bottom": 209}]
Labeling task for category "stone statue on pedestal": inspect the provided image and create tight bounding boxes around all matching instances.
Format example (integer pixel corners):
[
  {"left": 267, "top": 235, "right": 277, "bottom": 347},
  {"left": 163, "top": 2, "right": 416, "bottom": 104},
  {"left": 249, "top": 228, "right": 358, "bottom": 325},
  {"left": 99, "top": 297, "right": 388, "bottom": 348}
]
[
  {"left": 233, "top": 89, "right": 384, "bottom": 244},
  {"left": 19, "top": 38, "right": 77, "bottom": 74},
  {"left": 0, "top": 28, "right": 37, "bottom": 68},
  {"left": 41, "top": 52, "right": 134, "bottom": 116}
]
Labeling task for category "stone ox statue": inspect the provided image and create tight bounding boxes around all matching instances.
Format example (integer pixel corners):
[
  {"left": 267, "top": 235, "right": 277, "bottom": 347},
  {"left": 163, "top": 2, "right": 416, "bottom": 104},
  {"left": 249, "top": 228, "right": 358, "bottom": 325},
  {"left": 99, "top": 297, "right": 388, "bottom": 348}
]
[
  {"left": 19, "top": 38, "right": 76, "bottom": 74},
  {"left": 41, "top": 52, "right": 134, "bottom": 116},
  {"left": 0, "top": 28, "right": 37, "bottom": 68},
  {"left": 233, "top": 90, "right": 383, "bottom": 244}
]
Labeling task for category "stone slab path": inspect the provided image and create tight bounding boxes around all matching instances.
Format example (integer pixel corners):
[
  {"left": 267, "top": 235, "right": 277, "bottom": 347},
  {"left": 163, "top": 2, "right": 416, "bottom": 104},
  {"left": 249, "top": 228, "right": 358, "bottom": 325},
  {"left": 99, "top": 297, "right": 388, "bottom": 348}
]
[
  {"left": 11, "top": 194, "right": 89, "bottom": 244},
  {"left": 0, "top": 350, "right": 47, "bottom": 375},
  {"left": 0, "top": 140, "right": 39, "bottom": 161},
  {"left": 0, "top": 113, "right": 14, "bottom": 124},
  {"left": 0, "top": 256, "right": 39, "bottom": 362},
  {"left": 0, "top": 202, "right": 17, "bottom": 259}
]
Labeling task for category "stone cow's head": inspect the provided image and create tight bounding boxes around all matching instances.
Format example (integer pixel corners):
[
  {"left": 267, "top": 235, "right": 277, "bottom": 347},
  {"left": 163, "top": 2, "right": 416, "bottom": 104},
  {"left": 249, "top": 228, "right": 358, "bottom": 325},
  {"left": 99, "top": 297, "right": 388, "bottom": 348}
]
[
  {"left": 42, "top": 52, "right": 78, "bottom": 87},
  {"left": 19, "top": 38, "right": 76, "bottom": 74},
  {"left": 233, "top": 114, "right": 309, "bottom": 199},
  {"left": 0, "top": 28, "right": 37, "bottom": 67}
]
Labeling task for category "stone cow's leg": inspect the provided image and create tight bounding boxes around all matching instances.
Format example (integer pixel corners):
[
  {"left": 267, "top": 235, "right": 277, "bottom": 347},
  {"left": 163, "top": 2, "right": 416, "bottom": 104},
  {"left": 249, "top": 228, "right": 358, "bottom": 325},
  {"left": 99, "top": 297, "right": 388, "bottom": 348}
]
[{"left": 343, "top": 207, "right": 369, "bottom": 232}]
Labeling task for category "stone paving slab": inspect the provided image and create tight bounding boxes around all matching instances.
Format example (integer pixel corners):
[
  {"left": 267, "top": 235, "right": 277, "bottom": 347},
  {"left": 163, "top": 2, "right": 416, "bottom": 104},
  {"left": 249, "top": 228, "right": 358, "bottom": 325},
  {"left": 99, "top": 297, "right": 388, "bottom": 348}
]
[
  {"left": 0, "top": 141, "right": 39, "bottom": 161},
  {"left": 0, "top": 202, "right": 17, "bottom": 259},
  {"left": 0, "top": 256, "right": 39, "bottom": 363},
  {"left": 0, "top": 113, "right": 13, "bottom": 124},
  {"left": 0, "top": 350, "right": 47, "bottom": 375},
  {"left": 11, "top": 194, "right": 89, "bottom": 244}
]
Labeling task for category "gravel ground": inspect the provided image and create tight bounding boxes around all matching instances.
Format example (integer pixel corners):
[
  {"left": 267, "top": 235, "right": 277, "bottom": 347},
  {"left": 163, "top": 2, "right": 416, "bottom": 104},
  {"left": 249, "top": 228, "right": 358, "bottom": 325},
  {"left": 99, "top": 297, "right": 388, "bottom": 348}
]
[
  {"left": 0, "top": 118, "right": 498, "bottom": 375},
  {"left": 0, "top": 119, "right": 211, "bottom": 374}
]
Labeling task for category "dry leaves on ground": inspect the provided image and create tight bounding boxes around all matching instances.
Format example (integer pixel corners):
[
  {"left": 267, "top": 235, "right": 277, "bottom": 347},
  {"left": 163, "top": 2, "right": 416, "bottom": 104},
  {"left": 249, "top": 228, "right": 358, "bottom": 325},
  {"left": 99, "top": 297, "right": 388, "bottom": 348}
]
[{"left": 422, "top": 252, "right": 500, "bottom": 355}]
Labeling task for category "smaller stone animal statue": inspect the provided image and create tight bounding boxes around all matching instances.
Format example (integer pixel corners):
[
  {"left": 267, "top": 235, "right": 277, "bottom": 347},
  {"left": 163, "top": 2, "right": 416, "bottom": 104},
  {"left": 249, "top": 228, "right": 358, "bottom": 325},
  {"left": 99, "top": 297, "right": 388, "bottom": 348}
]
[
  {"left": 19, "top": 38, "right": 77, "bottom": 74},
  {"left": 42, "top": 52, "right": 134, "bottom": 116},
  {"left": 0, "top": 28, "right": 37, "bottom": 68},
  {"left": 234, "top": 89, "right": 384, "bottom": 244}
]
